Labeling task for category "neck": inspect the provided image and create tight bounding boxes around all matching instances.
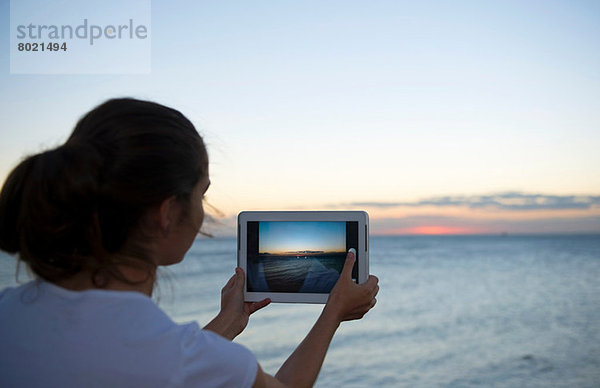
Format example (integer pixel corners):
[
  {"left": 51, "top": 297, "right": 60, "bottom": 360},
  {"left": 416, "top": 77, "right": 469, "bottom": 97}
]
[{"left": 53, "top": 257, "right": 157, "bottom": 296}]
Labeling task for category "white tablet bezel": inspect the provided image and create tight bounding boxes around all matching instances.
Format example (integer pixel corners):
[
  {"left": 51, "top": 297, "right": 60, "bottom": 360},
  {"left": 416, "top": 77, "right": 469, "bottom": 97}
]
[{"left": 237, "top": 211, "right": 369, "bottom": 303}]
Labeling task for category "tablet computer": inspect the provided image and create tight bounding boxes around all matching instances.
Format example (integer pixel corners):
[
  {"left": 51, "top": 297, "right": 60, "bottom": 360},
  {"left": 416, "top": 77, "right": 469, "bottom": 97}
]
[{"left": 237, "top": 211, "right": 369, "bottom": 303}]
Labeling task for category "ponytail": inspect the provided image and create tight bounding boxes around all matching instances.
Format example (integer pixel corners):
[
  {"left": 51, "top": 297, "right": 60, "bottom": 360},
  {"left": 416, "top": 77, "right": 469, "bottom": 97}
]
[
  {"left": 0, "top": 155, "right": 35, "bottom": 253},
  {"left": 0, "top": 144, "right": 102, "bottom": 281}
]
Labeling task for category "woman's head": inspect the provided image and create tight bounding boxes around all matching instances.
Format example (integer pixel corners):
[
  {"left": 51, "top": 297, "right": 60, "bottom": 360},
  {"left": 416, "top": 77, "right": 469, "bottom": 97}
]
[{"left": 0, "top": 98, "right": 208, "bottom": 285}]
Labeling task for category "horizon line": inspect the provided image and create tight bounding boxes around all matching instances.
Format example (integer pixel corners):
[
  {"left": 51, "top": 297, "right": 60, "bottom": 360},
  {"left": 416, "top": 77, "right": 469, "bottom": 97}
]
[{"left": 200, "top": 231, "right": 600, "bottom": 239}]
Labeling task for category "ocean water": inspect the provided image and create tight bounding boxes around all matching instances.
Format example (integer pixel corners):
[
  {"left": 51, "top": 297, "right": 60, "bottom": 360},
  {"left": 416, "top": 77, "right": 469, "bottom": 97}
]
[{"left": 1, "top": 235, "right": 599, "bottom": 387}]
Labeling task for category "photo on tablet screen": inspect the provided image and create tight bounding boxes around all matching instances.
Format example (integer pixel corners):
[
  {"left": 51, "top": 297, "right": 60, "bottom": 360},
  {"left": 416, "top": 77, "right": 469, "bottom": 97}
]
[{"left": 246, "top": 221, "right": 358, "bottom": 293}]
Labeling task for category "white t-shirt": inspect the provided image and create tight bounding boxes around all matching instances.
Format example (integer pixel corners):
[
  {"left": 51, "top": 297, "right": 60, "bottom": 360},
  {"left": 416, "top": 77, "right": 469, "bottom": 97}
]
[{"left": 0, "top": 280, "right": 258, "bottom": 387}]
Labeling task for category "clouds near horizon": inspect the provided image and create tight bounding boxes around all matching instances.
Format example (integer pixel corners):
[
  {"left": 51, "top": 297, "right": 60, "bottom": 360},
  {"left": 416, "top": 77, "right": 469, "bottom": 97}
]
[{"left": 348, "top": 192, "right": 600, "bottom": 211}]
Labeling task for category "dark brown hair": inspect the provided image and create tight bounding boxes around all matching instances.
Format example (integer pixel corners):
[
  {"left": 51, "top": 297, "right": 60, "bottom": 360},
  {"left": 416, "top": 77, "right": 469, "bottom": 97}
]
[{"left": 0, "top": 98, "right": 207, "bottom": 285}]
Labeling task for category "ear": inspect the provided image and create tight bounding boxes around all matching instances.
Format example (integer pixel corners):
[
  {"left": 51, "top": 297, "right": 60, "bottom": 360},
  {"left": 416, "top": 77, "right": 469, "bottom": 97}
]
[{"left": 158, "top": 195, "right": 177, "bottom": 237}]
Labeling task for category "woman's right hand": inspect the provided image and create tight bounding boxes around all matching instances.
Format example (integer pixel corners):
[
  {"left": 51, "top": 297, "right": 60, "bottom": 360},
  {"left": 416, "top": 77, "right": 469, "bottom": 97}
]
[
  {"left": 254, "top": 249, "right": 379, "bottom": 388},
  {"left": 324, "top": 249, "right": 379, "bottom": 323}
]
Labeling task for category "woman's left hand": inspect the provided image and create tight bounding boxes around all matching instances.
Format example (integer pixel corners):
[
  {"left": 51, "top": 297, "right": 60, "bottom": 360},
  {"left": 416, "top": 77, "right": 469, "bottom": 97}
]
[{"left": 204, "top": 267, "right": 270, "bottom": 340}]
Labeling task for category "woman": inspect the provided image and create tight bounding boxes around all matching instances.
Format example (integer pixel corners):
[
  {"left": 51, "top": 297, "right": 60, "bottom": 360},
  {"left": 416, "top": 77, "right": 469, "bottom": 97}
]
[{"left": 0, "top": 98, "right": 379, "bottom": 387}]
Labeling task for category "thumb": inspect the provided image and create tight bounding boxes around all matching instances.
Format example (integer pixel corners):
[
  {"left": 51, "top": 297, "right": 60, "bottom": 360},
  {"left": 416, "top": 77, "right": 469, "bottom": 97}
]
[
  {"left": 234, "top": 267, "right": 245, "bottom": 290},
  {"left": 224, "top": 273, "right": 236, "bottom": 289},
  {"left": 341, "top": 248, "right": 356, "bottom": 278}
]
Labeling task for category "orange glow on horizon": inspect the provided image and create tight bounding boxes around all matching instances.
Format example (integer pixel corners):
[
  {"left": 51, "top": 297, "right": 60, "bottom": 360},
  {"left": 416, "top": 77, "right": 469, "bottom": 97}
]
[
  {"left": 365, "top": 205, "right": 600, "bottom": 221},
  {"left": 379, "top": 225, "right": 483, "bottom": 235}
]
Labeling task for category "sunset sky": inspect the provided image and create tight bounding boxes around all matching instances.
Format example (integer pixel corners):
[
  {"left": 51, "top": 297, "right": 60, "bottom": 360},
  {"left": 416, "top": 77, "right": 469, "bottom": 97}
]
[
  {"left": 1, "top": 1, "right": 599, "bottom": 235},
  {"left": 259, "top": 222, "right": 346, "bottom": 254}
]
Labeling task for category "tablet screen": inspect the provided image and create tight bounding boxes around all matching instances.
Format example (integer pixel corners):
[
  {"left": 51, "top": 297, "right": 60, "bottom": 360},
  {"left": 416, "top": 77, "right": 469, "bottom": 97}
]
[{"left": 246, "top": 221, "right": 358, "bottom": 293}]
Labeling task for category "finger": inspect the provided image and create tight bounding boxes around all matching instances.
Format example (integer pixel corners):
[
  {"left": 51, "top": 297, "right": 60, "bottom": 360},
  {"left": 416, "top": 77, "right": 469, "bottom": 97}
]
[
  {"left": 345, "top": 312, "right": 367, "bottom": 321},
  {"left": 350, "top": 295, "right": 377, "bottom": 314},
  {"left": 248, "top": 298, "right": 271, "bottom": 315},
  {"left": 341, "top": 248, "right": 356, "bottom": 278},
  {"left": 363, "top": 275, "right": 379, "bottom": 290},
  {"left": 353, "top": 299, "right": 375, "bottom": 314},
  {"left": 371, "top": 285, "right": 380, "bottom": 299}
]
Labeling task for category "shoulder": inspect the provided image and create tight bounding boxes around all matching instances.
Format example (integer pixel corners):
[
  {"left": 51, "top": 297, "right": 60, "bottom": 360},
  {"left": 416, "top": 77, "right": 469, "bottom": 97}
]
[
  {"left": 173, "top": 324, "right": 258, "bottom": 388},
  {"left": 77, "top": 290, "right": 258, "bottom": 387},
  {"left": 0, "top": 281, "right": 39, "bottom": 307},
  {"left": 0, "top": 284, "right": 14, "bottom": 300}
]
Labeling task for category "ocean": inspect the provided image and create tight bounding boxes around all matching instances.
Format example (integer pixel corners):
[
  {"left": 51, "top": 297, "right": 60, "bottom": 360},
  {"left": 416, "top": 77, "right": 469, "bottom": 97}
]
[{"left": 1, "top": 235, "right": 599, "bottom": 387}]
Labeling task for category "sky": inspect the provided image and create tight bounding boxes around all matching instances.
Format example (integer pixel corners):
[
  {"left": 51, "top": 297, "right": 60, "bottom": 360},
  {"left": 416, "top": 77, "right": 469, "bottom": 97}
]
[
  {"left": 1, "top": 0, "right": 599, "bottom": 235},
  {"left": 259, "top": 222, "right": 346, "bottom": 254}
]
